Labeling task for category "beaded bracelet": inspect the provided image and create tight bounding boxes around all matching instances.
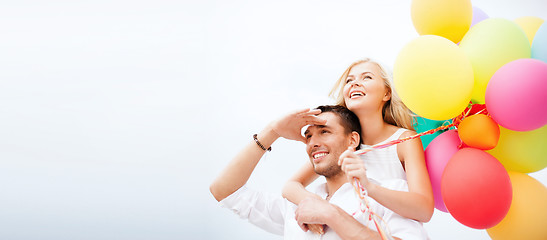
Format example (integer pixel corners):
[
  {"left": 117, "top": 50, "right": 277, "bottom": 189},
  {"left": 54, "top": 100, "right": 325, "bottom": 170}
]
[{"left": 253, "top": 134, "right": 271, "bottom": 152}]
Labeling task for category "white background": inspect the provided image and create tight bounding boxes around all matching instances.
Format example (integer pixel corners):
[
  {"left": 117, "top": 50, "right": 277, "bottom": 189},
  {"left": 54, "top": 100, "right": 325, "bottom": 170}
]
[{"left": 0, "top": 0, "right": 546, "bottom": 239}]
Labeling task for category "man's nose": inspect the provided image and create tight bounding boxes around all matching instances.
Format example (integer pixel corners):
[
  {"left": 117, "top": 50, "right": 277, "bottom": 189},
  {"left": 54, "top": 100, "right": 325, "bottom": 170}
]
[{"left": 308, "top": 136, "right": 321, "bottom": 148}]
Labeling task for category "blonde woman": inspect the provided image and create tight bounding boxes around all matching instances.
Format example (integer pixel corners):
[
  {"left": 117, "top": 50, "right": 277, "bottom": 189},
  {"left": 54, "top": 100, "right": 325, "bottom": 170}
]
[{"left": 283, "top": 59, "right": 434, "bottom": 234}]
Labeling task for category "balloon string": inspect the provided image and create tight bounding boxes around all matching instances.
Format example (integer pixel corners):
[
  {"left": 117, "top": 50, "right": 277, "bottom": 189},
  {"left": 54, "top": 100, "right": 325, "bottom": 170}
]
[
  {"left": 353, "top": 103, "right": 475, "bottom": 156},
  {"left": 351, "top": 178, "right": 394, "bottom": 240},
  {"left": 354, "top": 121, "right": 458, "bottom": 156}
]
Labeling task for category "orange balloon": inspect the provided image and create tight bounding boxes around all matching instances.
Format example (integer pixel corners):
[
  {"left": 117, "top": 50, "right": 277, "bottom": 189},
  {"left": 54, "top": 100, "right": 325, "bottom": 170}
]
[
  {"left": 458, "top": 114, "right": 500, "bottom": 150},
  {"left": 487, "top": 172, "right": 547, "bottom": 240}
]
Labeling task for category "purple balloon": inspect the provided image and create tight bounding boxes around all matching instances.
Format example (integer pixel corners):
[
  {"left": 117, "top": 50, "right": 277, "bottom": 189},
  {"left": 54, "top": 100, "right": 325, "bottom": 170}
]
[
  {"left": 424, "top": 130, "right": 461, "bottom": 212},
  {"left": 471, "top": 7, "right": 489, "bottom": 27}
]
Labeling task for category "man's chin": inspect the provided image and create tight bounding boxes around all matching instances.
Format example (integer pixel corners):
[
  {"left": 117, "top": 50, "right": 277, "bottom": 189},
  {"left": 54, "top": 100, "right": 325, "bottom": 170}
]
[
  {"left": 313, "top": 166, "right": 325, "bottom": 176},
  {"left": 314, "top": 165, "right": 342, "bottom": 178}
]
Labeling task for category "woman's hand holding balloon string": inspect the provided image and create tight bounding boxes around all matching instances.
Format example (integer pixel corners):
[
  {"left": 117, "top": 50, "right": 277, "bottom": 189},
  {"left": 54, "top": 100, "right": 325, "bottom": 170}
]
[
  {"left": 339, "top": 147, "right": 394, "bottom": 240},
  {"left": 339, "top": 147, "right": 377, "bottom": 195}
]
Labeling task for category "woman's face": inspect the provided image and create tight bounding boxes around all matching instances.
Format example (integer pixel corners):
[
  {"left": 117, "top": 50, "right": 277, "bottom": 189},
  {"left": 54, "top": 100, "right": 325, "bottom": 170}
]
[{"left": 342, "top": 62, "right": 390, "bottom": 113}]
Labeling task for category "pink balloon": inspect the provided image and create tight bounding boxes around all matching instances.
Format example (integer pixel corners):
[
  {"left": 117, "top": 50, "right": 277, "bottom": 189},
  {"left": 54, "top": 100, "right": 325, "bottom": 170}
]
[
  {"left": 486, "top": 58, "right": 547, "bottom": 131},
  {"left": 471, "top": 7, "right": 489, "bottom": 27},
  {"left": 424, "top": 130, "right": 461, "bottom": 212}
]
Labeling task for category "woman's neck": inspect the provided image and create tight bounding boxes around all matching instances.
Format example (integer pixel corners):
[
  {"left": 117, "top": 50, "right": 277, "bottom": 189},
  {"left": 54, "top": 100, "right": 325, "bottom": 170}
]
[{"left": 357, "top": 110, "right": 392, "bottom": 145}]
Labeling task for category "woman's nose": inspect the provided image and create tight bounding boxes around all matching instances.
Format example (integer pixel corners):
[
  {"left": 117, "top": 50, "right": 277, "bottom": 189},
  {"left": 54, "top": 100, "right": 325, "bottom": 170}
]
[{"left": 351, "top": 81, "right": 362, "bottom": 87}]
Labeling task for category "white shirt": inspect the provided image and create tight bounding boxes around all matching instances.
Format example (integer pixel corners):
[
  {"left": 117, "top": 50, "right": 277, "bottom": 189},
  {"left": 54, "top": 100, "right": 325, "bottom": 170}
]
[
  {"left": 219, "top": 179, "right": 428, "bottom": 240},
  {"left": 361, "top": 128, "right": 409, "bottom": 182}
]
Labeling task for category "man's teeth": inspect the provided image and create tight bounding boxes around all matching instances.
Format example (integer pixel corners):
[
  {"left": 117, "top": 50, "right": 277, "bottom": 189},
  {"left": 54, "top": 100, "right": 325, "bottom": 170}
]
[{"left": 314, "top": 152, "right": 327, "bottom": 159}]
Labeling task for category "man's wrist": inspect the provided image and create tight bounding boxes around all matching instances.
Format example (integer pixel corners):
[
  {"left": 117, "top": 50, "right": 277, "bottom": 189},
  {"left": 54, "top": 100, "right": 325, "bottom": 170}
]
[
  {"left": 256, "top": 127, "right": 279, "bottom": 150},
  {"left": 323, "top": 203, "right": 342, "bottom": 226}
]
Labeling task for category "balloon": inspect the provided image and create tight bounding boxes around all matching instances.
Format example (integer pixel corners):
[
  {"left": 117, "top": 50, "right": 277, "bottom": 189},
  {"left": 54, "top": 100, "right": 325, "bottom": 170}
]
[
  {"left": 424, "top": 130, "right": 461, "bottom": 212},
  {"left": 394, "top": 35, "right": 474, "bottom": 120},
  {"left": 532, "top": 22, "right": 547, "bottom": 62},
  {"left": 458, "top": 114, "right": 500, "bottom": 150},
  {"left": 413, "top": 116, "right": 450, "bottom": 149},
  {"left": 514, "top": 16, "right": 544, "bottom": 45},
  {"left": 471, "top": 6, "right": 489, "bottom": 27},
  {"left": 459, "top": 18, "right": 531, "bottom": 103},
  {"left": 488, "top": 125, "right": 547, "bottom": 173},
  {"left": 466, "top": 103, "right": 488, "bottom": 115},
  {"left": 487, "top": 172, "right": 547, "bottom": 240},
  {"left": 485, "top": 58, "right": 547, "bottom": 131},
  {"left": 442, "top": 148, "right": 512, "bottom": 229},
  {"left": 411, "top": 0, "right": 472, "bottom": 43}
]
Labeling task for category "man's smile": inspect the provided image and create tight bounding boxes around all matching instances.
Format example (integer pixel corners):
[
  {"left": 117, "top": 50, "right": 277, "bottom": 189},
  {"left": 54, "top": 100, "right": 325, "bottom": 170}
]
[{"left": 312, "top": 151, "right": 329, "bottom": 163}]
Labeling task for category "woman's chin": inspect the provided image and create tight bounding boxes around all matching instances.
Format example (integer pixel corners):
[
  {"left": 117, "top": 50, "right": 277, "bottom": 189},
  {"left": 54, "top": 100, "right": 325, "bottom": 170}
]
[{"left": 346, "top": 100, "right": 366, "bottom": 111}]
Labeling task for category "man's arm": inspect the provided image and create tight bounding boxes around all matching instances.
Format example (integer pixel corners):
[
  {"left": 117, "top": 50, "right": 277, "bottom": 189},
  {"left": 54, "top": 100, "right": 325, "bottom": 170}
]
[
  {"left": 295, "top": 197, "right": 402, "bottom": 240},
  {"left": 209, "top": 108, "right": 326, "bottom": 202},
  {"left": 209, "top": 127, "right": 279, "bottom": 201}
]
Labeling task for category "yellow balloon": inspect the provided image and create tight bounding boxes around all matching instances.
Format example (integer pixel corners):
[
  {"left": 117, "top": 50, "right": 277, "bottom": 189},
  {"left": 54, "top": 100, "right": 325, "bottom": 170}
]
[
  {"left": 514, "top": 16, "right": 545, "bottom": 45},
  {"left": 394, "top": 35, "right": 473, "bottom": 120},
  {"left": 487, "top": 172, "right": 547, "bottom": 240},
  {"left": 411, "top": 0, "right": 472, "bottom": 43},
  {"left": 488, "top": 125, "right": 547, "bottom": 173},
  {"left": 459, "top": 18, "right": 531, "bottom": 104}
]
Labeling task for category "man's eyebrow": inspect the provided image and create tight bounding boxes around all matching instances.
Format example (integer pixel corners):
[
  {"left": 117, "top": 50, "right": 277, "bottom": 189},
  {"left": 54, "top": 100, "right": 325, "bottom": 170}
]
[{"left": 304, "top": 125, "right": 328, "bottom": 136}]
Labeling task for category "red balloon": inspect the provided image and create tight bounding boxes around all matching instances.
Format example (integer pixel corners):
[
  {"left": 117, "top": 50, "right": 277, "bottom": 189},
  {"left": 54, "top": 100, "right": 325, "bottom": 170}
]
[
  {"left": 467, "top": 103, "right": 488, "bottom": 116},
  {"left": 441, "top": 148, "right": 512, "bottom": 229}
]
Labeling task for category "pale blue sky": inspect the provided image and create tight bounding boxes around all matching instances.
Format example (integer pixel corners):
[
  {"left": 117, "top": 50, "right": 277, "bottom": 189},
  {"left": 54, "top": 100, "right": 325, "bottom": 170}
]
[{"left": 0, "top": 0, "right": 546, "bottom": 239}]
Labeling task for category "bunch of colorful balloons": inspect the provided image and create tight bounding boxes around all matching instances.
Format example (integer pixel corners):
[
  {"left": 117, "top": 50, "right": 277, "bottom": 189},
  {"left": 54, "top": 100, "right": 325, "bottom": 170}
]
[{"left": 395, "top": 0, "right": 547, "bottom": 239}]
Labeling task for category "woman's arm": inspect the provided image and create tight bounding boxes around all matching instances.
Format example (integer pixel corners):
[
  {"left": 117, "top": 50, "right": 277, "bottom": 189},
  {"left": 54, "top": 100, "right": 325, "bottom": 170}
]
[
  {"left": 393, "top": 130, "right": 434, "bottom": 222},
  {"left": 282, "top": 161, "right": 326, "bottom": 235},
  {"left": 281, "top": 146, "right": 329, "bottom": 235},
  {"left": 339, "top": 131, "right": 434, "bottom": 222},
  {"left": 282, "top": 162, "right": 321, "bottom": 204}
]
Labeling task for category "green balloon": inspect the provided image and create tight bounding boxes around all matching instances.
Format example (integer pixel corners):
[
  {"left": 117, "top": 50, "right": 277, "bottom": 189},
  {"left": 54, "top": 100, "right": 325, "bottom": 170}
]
[
  {"left": 413, "top": 116, "right": 452, "bottom": 150},
  {"left": 459, "top": 18, "right": 531, "bottom": 103}
]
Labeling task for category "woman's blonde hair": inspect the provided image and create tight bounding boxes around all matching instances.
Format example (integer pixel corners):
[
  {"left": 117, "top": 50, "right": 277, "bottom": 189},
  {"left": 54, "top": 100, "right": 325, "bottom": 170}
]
[{"left": 329, "top": 58, "right": 415, "bottom": 131}]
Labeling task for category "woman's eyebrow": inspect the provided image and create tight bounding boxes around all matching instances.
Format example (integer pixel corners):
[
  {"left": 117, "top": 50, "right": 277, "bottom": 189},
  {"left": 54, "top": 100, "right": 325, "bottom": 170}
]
[{"left": 360, "top": 71, "right": 375, "bottom": 77}]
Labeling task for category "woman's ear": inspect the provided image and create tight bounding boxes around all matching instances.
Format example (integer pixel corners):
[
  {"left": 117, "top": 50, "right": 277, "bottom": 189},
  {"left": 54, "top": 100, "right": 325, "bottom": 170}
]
[
  {"left": 383, "top": 90, "right": 392, "bottom": 102},
  {"left": 349, "top": 131, "right": 361, "bottom": 150}
]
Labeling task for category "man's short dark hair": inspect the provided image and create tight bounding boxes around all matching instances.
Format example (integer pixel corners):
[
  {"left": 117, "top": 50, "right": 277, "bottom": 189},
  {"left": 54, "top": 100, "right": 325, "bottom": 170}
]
[{"left": 316, "top": 105, "right": 362, "bottom": 150}]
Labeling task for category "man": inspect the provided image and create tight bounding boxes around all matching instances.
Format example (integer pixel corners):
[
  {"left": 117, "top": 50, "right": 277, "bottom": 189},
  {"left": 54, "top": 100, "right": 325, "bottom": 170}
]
[{"left": 209, "top": 105, "right": 427, "bottom": 239}]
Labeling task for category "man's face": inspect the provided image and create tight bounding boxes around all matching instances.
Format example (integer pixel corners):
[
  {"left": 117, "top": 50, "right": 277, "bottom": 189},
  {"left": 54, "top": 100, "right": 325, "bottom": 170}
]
[{"left": 304, "top": 112, "right": 352, "bottom": 178}]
